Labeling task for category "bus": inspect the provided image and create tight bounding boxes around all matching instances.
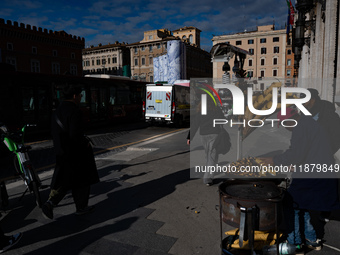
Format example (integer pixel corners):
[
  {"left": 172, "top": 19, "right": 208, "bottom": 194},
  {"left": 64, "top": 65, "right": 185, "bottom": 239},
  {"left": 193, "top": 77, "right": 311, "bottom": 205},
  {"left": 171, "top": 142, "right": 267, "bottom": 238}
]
[{"left": 0, "top": 70, "right": 147, "bottom": 133}]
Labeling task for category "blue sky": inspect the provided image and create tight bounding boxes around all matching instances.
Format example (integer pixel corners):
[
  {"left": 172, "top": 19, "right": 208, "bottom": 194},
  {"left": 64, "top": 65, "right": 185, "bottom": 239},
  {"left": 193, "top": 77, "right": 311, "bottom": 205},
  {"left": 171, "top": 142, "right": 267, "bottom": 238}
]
[{"left": 1, "top": 0, "right": 293, "bottom": 51}]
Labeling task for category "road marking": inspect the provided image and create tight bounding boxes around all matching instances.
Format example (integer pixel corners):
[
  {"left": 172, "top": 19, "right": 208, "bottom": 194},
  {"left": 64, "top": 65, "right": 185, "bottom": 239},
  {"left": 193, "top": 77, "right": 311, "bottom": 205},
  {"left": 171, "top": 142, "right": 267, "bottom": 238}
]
[
  {"left": 93, "top": 128, "right": 187, "bottom": 154},
  {"left": 323, "top": 244, "right": 340, "bottom": 253},
  {"left": 35, "top": 128, "right": 188, "bottom": 172}
]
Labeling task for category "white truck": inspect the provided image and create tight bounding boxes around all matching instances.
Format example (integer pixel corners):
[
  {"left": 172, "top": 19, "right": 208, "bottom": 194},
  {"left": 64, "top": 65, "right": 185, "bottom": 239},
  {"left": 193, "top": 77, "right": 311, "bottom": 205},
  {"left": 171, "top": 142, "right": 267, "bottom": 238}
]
[{"left": 144, "top": 80, "right": 190, "bottom": 126}]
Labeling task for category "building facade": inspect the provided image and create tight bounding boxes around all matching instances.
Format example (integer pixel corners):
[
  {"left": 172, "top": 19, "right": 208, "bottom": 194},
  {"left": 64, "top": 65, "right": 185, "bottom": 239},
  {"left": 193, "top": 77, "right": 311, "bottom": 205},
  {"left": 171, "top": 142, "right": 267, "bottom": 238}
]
[
  {"left": 212, "top": 25, "right": 290, "bottom": 87},
  {"left": 82, "top": 42, "right": 130, "bottom": 76},
  {"left": 0, "top": 18, "right": 84, "bottom": 76},
  {"left": 127, "top": 29, "right": 173, "bottom": 82},
  {"left": 172, "top": 26, "right": 201, "bottom": 48},
  {"left": 127, "top": 27, "right": 211, "bottom": 82},
  {"left": 294, "top": 0, "right": 340, "bottom": 102}
]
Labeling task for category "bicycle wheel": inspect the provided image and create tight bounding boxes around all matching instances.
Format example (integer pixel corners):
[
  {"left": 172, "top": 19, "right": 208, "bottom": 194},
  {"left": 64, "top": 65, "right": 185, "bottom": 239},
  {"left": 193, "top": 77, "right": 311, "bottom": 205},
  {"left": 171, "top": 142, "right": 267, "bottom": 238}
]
[
  {"left": 25, "top": 162, "right": 42, "bottom": 207},
  {"left": 13, "top": 155, "right": 25, "bottom": 180}
]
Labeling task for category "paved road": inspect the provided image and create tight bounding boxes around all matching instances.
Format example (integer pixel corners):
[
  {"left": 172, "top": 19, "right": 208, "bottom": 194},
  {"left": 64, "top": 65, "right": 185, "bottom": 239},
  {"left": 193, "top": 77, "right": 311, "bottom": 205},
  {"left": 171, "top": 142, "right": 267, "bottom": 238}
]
[{"left": 1, "top": 122, "right": 340, "bottom": 255}]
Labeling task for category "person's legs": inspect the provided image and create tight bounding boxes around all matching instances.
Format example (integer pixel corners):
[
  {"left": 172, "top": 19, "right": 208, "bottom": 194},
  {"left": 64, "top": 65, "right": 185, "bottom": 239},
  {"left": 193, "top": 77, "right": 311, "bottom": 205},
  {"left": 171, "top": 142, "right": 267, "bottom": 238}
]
[
  {"left": 72, "top": 185, "right": 90, "bottom": 211},
  {"left": 287, "top": 209, "right": 302, "bottom": 245},
  {"left": 303, "top": 210, "right": 321, "bottom": 250},
  {"left": 48, "top": 186, "right": 68, "bottom": 206},
  {"left": 42, "top": 186, "right": 68, "bottom": 219},
  {"left": 201, "top": 134, "right": 218, "bottom": 185}
]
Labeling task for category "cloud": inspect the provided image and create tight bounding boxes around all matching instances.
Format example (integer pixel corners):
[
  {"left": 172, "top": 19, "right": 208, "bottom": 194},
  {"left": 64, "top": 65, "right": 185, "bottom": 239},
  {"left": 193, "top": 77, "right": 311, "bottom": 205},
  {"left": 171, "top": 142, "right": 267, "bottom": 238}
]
[
  {"left": 5, "top": 0, "right": 43, "bottom": 9},
  {"left": 3, "top": 0, "right": 290, "bottom": 51}
]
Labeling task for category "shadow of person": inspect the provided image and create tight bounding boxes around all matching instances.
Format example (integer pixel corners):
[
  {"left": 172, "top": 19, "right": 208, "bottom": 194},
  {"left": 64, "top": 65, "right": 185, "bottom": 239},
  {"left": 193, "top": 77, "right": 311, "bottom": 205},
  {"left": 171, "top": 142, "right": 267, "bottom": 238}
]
[{"left": 3, "top": 168, "right": 190, "bottom": 254}]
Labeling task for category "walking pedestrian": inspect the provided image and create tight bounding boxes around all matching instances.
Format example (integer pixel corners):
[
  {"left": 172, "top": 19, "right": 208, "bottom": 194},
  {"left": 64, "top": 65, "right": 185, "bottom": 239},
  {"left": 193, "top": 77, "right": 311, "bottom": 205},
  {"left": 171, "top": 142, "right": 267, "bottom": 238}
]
[
  {"left": 189, "top": 95, "right": 228, "bottom": 186},
  {"left": 42, "top": 84, "right": 99, "bottom": 220}
]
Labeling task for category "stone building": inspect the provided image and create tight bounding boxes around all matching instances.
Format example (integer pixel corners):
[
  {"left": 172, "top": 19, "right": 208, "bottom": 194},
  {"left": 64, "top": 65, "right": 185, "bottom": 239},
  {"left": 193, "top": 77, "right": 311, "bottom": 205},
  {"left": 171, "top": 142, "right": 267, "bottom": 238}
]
[
  {"left": 212, "top": 25, "right": 293, "bottom": 88},
  {"left": 294, "top": 0, "right": 340, "bottom": 103},
  {"left": 127, "top": 27, "right": 211, "bottom": 82},
  {"left": 82, "top": 42, "right": 130, "bottom": 76},
  {"left": 0, "top": 18, "right": 84, "bottom": 76},
  {"left": 172, "top": 26, "right": 201, "bottom": 48}
]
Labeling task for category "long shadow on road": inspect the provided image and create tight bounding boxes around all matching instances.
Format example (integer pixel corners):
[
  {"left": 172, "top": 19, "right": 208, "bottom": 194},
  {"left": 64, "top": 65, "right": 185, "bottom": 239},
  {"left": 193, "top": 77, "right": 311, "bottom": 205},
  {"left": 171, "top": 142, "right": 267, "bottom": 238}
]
[{"left": 5, "top": 165, "right": 190, "bottom": 254}]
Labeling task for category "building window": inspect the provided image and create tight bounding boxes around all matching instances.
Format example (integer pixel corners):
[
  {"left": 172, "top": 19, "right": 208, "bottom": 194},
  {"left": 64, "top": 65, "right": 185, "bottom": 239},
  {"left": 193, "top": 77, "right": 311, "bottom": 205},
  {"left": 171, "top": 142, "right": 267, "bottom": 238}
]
[
  {"left": 108, "top": 58, "right": 111, "bottom": 64},
  {"left": 274, "top": 46, "right": 279, "bottom": 53},
  {"left": 102, "top": 59, "right": 106, "bottom": 65},
  {"left": 134, "top": 48, "right": 138, "bottom": 54},
  {"left": 182, "top": 35, "right": 187, "bottom": 40},
  {"left": 260, "top": 83, "right": 265, "bottom": 90},
  {"left": 273, "top": 69, "right": 278, "bottom": 77},
  {"left": 53, "top": 50, "right": 57, "bottom": 57},
  {"left": 150, "top": 76, "right": 154, "bottom": 82},
  {"left": 287, "top": 69, "right": 291, "bottom": 76},
  {"left": 149, "top": 57, "right": 153, "bottom": 65},
  {"left": 71, "top": 53, "right": 75, "bottom": 59},
  {"left": 260, "top": 38, "right": 266, "bottom": 43},
  {"left": 92, "top": 60, "right": 95, "bottom": 66},
  {"left": 249, "top": 48, "right": 254, "bottom": 54},
  {"left": 142, "top": 57, "right": 145, "bottom": 65},
  {"left": 70, "top": 64, "right": 77, "bottom": 75},
  {"left": 236, "top": 40, "right": 242, "bottom": 45},
  {"left": 260, "top": 70, "right": 265, "bottom": 77},
  {"left": 31, "top": 60, "right": 40, "bottom": 73},
  {"left": 134, "top": 58, "right": 138, "bottom": 66},
  {"left": 273, "top": 58, "right": 278, "bottom": 65},
  {"left": 261, "top": 59, "right": 265, "bottom": 66},
  {"left": 6, "top": 57, "right": 16, "bottom": 70},
  {"left": 248, "top": 39, "right": 254, "bottom": 44},
  {"left": 96, "top": 59, "right": 100, "bottom": 65},
  {"left": 148, "top": 35, "right": 153, "bottom": 40},
  {"left": 248, "top": 59, "right": 253, "bottom": 66},
  {"left": 247, "top": 71, "right": 253, "bottom": 78},
  {"left": 149, "top": 45, "right": 153, "bottom": 52},
  {"left": 32, "top": 46, "right": 37, "bottom": 54},
  {"left": 7, "top": 43, "right": 13, "bottom": 51},
  {"left": 157, "top": 44, "right": 161, "bottom": 49},
  {"left": 273, "top": 37, "right": 279, "bottom": 42},
  {"left": 52, "top": 63, "right": 60, "bottom": 74},
  {"left": 112, "top": 57, "right": 117, "bottom": 63},
  {"left": 189, "top": 35, "right": 193, "bottom": 44},
  {"left": 261, "top": 48, "right": 267, "bottom": 54},
  {"left": 142, "top": 46, "right": 145, "bottom": 51},
  {"left": 287, "top": 38, "right": 292, "bottom": 45},
  {"left": 287, "top": 59, "right": 291, "bottom": 66}
]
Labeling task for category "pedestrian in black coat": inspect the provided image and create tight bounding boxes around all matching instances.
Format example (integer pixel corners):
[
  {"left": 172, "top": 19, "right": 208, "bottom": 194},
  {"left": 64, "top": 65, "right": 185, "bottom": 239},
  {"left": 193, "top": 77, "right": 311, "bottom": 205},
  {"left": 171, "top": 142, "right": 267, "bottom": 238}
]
[{"left": 42, "top": 84, "right": 99, "bottom": 220}]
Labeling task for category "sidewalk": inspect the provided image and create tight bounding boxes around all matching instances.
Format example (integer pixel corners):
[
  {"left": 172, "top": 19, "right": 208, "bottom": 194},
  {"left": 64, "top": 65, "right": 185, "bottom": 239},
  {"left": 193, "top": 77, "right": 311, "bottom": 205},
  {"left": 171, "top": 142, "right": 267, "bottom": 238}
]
[{"left": 1, "top": 124, "right": 340, "bottom": 255}]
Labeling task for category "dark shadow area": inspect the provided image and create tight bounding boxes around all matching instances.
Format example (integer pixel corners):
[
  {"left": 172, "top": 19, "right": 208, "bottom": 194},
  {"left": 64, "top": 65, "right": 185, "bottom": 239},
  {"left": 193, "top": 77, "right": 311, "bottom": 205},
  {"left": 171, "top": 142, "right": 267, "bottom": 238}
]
[
  {"left": 1, "top": 167, "right": 190, "bottom": 254},
  {"left": 115, "top": 150, "right": 190, "bottom": 172}
]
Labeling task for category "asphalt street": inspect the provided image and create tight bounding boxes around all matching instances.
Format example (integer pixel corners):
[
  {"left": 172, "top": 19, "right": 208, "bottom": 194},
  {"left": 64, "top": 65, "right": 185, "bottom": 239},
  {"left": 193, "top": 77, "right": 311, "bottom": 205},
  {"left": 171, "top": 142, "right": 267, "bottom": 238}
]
[{"left": 0, "top": 122, "right": 340, "bottom": 255}]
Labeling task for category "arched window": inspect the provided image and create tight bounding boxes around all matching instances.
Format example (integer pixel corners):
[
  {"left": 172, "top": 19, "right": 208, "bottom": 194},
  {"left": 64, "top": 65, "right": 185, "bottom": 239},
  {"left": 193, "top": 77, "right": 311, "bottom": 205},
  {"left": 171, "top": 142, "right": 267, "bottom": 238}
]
[
  {"left": 189, "top": 35, "right": 193, "bottom": 44},
  {"left": 182, "top": 35, "right": 187, "bottom": 40}
]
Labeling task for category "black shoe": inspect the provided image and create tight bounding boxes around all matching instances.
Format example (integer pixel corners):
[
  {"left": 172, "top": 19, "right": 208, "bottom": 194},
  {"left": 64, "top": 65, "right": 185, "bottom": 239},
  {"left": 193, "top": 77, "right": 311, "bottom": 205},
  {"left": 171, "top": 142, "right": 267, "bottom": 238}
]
[
  {"left": 75, "top": 205, "right": 95, "bottom": 216},
  {"left": 306, "top": 239, "right": 322, "bottom": 251},
  {"left": 0, "top": 232, "right": 23, "bottom": 253},
  {"left": 42, "top": 201, "right": 54, "bottom": 219}
]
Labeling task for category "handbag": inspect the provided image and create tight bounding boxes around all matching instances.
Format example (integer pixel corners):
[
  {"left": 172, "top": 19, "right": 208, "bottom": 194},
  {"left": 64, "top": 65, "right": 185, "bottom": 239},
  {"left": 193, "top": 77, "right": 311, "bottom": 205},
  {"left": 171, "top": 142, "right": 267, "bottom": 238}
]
[{"left": 213, "top": 127, "right": 231, "bottom": 155}]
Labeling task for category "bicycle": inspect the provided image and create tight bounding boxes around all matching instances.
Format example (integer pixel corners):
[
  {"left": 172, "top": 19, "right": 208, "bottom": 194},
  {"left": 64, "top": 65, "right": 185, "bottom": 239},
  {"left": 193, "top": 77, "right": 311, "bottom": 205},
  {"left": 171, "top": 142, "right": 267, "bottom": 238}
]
[{"left": 0, "top": 123, "right": 42, "bottom": 207}]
